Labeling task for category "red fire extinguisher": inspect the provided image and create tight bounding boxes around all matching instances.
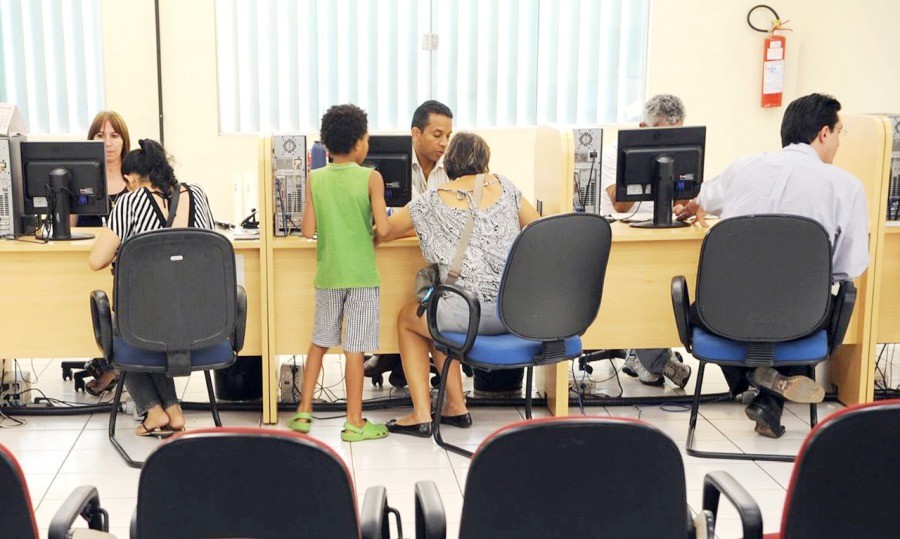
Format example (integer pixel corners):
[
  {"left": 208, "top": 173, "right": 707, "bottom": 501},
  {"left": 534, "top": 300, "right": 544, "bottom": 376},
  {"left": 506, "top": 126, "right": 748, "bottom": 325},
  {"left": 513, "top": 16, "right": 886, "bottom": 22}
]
[{"left": 748, "top": 5, "right": 791, "bottom": 108}]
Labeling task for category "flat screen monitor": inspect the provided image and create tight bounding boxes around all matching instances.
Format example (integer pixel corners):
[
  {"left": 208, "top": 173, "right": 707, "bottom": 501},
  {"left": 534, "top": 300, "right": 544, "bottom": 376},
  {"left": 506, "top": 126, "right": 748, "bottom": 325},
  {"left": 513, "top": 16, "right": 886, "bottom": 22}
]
[
  {"left": 363, "top": 135, "right": 412, "bottom": 207},
  {"left": 615, "top": 126, "right": 706, "bottom": 228},
  {"left": 20, "top": 141, "right": 108, "bottom": 240}
]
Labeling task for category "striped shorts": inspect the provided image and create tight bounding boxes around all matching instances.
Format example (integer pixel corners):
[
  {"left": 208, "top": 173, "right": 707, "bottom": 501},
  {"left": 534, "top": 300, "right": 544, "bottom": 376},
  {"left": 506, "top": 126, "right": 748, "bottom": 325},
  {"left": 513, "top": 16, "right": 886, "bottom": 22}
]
[{"left": 312, "top": 287, "right": 380, "bottom": 352}]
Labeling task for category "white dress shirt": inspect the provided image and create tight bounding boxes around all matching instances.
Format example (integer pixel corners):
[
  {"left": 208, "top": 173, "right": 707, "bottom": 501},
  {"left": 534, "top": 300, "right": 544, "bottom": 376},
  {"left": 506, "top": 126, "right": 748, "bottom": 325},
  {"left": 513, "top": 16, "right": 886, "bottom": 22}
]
[
  {"left": 411, "top": 149, "right": 450, "bottom": 199},
  {"left": 698, "top": 143, "right": 870, "bottom": 281}
]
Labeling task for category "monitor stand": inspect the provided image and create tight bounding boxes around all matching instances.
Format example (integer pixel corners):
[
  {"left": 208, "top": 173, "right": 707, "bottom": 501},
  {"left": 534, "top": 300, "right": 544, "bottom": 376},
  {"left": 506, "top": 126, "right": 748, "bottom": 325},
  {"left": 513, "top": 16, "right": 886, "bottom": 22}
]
[
  {"left": 630, "top": 155, "right": 688, "bottom": 229},
  {"left": 48, "top": 169, "right": 94, "bottom": 241}
]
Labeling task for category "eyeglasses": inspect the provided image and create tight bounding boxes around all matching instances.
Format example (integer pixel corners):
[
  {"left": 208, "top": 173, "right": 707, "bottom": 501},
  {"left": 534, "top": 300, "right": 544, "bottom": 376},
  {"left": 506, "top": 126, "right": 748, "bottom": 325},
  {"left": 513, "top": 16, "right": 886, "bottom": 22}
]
[{"left": 839, "top": 128, "right": 847, "bottom": 135}]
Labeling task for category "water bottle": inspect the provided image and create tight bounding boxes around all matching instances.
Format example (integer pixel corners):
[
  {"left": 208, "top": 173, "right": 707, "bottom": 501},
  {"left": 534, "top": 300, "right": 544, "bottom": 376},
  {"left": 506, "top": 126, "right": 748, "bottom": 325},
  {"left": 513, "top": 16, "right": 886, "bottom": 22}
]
[{"left": 310, "top": 140, "right": 327, "bottom": 170}]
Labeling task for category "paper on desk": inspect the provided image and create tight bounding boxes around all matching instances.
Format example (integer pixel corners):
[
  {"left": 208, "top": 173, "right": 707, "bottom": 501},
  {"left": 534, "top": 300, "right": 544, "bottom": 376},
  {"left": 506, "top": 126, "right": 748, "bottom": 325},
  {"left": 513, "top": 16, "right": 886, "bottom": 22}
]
[{"left": 0, "top": 103, "right": 28, "bottom": 136}]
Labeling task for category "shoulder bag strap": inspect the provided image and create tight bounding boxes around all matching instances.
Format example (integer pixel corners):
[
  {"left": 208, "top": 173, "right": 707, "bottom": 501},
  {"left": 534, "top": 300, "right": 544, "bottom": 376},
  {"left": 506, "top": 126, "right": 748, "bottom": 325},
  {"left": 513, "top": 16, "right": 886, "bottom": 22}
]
[
  {"left": 445, "top": 173, "right": 486, "bottom": 284},
  {"left": 164, "top": 183, "right": 181, "bottom": 228}
]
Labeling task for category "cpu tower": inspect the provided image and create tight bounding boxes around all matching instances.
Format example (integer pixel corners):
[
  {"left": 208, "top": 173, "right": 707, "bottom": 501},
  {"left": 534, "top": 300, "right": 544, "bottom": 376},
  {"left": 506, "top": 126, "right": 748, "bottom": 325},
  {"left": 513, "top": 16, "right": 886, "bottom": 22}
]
[
  {"left": 272, "top": 134, "right": 307, "bottom": 236},
  {"left": 0, "top": 135, "right": 26, "bottom": 237},
  {"left": 572, "top": 128, "right": 603, "bottom": 214}
]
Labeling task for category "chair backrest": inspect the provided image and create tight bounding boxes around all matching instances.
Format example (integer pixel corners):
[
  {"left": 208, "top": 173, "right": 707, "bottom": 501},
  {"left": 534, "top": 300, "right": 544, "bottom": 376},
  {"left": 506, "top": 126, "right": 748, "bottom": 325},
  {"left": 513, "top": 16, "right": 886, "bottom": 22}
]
[
  {"left": 0, "top": 444, "right": 39, "bottom": 539},
  {"left": 498, "top": 213, "right": 611, "bottom": 340},
  {"left": 114, "top": 228, "right": 237, "bottom": 352},
  {"left": 695, "top": 215, "right": 832, "bottom": 341},
  {"left": 781, "top": 400, "right": 900, "bottom": 538},
  {"left": 135, "top": 428, "right": 361, "bottom": 539},
  {"left": 460, "top": 417, "right": 690, "bottom": 539}
]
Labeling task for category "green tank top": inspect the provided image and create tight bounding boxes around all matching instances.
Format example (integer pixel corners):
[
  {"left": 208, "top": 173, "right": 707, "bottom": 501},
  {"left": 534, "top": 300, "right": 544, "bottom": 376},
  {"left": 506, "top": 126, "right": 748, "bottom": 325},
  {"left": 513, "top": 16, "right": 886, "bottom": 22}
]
[{"left": 310, "top": 162, "right": 380, "bottom": 288}]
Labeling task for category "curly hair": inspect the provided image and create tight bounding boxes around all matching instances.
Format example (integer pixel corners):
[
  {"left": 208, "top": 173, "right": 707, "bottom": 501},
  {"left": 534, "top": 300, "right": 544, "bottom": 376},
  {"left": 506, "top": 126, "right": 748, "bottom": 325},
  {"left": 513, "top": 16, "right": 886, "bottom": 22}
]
[
  {"left": 121, "top": 139, "right": 178, "bottom": 194},
  {"left": 443, "top": 132, "right": 491, "bottom": 179},
  {"left": 320, "top": 104, "right": 368, "bottom": 155}
]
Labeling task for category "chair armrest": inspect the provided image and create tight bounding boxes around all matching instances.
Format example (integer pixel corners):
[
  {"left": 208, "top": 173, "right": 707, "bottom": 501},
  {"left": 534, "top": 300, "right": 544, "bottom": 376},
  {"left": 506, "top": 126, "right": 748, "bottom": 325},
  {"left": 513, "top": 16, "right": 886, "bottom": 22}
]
[
  {"left": 670, "top": 276, "right": 692, "bottom": 352},
  {"left": 233, "top": 285, "right": 248, "bottom": 353},
  {"left": 360, "top": 485, "right": 391, "bottom": 539},
  {"left": 426, "top": 283, "right": 480, "bottom": 359},
  {"left": 47, "top": 485, "right": 109, "bottom": 539},
  {"left": 828, "top": 280, "right": 857, "bottom": 356},
  {"left": 90, "top": 291, "right": 113, "bottom": 360},
  {"left": 702, "top": 471, "right": 763, "bottom": 539},
  {"left": 415, "top": 480, "right": 446, "bottom": 539}
]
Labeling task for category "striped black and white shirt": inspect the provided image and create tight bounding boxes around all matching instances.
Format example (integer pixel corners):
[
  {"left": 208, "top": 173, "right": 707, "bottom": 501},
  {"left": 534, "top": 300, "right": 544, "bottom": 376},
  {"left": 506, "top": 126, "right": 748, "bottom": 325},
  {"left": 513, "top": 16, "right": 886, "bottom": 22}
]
[{"left": 108, "top": 184, "right": 215, "bottom": 242}]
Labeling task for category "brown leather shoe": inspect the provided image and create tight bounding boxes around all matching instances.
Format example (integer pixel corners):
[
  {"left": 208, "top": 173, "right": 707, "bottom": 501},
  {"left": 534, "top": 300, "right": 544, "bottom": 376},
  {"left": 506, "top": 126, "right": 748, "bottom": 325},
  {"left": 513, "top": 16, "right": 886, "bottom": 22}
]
[{"left": 749, "top": 367, "right": 824, "bottom": 403}]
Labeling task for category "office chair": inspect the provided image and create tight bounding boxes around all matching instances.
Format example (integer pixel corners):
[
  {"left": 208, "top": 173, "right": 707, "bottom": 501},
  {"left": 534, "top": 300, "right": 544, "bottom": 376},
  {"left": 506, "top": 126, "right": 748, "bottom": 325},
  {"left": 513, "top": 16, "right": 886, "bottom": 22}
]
[
  {"left": 132, "top": 428, "right": 399, "bottom": 539},
  {"left": 90, "top": 228, "right": 247, "bottom": 468},
  {"left": 426, "top": 213, "right": 611, "bottom": 458},
  {"left": 704, "top": 400, "right": 900, "bottom": 537},
  {"left": 413, "top": 417, "right": 763, "bottom": 539},
  {"left": 1, "top": 442, "right": 110, "bottom": 539},
  {"left": 672, "top": 215, "right": 856, "bottom": 462}
]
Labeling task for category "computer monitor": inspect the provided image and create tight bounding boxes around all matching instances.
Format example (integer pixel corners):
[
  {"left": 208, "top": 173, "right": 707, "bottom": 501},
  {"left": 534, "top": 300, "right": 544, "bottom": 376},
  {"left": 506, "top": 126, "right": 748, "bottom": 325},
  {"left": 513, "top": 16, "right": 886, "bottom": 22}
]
[
  {"left": 615, "top": 126, "right": 706, "bottom": 228},
  {"left": 20, "top": 141, "right": 108, "bottom": 240},
  {"left": 363, "top": 135, "right": 412, "bottom": 207}
]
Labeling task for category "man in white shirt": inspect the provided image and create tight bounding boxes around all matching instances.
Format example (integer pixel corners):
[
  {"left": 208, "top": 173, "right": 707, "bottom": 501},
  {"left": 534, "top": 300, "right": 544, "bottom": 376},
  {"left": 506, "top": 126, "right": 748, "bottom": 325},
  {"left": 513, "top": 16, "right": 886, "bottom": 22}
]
[
  {"left": 365, "top": 101, "right": 455, "bottom": 390},
  {"left": 411, "top": 100, "right": 453, "bottom": 197},
  {"left": 677, "top": 93, "right": 870, "bottom": 438},
  {"left": 600, "top": 95, "right": 693, "bottom": 389}
]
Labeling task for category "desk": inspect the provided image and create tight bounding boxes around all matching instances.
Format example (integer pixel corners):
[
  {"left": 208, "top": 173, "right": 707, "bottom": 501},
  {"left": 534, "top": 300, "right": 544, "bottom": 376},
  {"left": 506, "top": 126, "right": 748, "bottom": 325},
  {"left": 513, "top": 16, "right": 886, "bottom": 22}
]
[{"left": 0, "top": 231, "right": 266, "bottom": 370}]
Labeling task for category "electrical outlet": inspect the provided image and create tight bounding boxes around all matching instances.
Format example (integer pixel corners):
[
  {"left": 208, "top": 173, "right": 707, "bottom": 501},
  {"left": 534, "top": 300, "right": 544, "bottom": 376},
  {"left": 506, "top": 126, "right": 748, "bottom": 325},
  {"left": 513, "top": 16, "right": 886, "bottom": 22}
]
[
  {"left": 279, "top": 363, "right": 303, "bottom": 404},
  {"left": 1, "top": 370, "right": 33, "bottom": 406}
]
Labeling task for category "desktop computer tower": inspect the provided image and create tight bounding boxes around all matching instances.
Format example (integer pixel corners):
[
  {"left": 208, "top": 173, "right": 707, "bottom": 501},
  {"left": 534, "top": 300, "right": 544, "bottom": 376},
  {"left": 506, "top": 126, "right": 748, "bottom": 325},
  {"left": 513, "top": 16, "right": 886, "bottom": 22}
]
[
  {"left": 0, "top": 135, "right": 26, "bottom": 237},
  {"left": 572, "top": 128, "right": 603, "bottom": 214},
  {"left": 272, "top": 133, "right": 307, "bottom": 236}
]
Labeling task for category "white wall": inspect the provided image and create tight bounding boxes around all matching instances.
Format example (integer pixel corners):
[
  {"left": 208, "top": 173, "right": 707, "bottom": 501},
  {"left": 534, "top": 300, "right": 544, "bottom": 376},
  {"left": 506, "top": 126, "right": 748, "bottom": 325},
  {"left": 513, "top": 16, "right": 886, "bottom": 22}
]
[
  {"left": 98, "top": 0, "right": 900, "bottom": 220},
  {"left": 648, "top": 0, "right": 900, "bottom": 176}
]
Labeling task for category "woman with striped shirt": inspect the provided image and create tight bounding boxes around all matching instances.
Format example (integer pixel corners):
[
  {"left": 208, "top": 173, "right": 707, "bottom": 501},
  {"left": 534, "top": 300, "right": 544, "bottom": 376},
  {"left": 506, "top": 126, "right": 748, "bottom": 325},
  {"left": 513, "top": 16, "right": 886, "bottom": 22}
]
[{"left": 89, "top": 139, "right": 215, "bottom": 436}]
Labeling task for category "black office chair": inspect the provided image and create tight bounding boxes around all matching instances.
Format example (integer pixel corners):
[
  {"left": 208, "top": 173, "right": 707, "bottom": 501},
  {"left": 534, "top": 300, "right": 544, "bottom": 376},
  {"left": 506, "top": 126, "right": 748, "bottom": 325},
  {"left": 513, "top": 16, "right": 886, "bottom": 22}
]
[
  {"left": 704, "top": 399, "right": 900, "bottom": 537},
  {"left": 427, "top": 213, "right": 611, "bottom": 458},
  {"left": 1, "top": 442, "right": 110, "bottom": 539},
  {"left": 132, "top": 427, "right": 399, "bottom": 538},
  {"left": 90, "top": 228, "right": 247, "bottom": 468},
  {"left": 672, "top": 215, "right": 856, "bottom": 462},
  {"left": 413, "top": 417, "right": 763, "bottom": 539}
]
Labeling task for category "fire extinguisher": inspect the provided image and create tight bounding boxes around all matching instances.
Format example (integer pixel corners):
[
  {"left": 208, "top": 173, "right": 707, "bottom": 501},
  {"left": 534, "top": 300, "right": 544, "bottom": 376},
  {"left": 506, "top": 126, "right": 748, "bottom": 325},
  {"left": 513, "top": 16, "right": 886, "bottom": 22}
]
[{"left": 748, "top": 5, "right": 791, "bottom": 108}]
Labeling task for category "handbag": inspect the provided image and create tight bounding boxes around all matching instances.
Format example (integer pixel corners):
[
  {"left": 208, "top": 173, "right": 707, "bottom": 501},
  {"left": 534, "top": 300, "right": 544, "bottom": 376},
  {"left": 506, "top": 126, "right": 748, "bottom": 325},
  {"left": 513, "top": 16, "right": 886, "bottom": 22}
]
[{"left": 415, "top": 174, "right": 486, "bottom": 312}]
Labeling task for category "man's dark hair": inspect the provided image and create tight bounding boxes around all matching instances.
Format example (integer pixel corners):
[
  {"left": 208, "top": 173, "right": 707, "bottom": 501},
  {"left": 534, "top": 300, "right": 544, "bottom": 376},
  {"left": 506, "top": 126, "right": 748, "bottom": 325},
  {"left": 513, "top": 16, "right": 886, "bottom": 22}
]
[
  {"left": 411, "top": 100, "right": 453, "bottom": 131},
  {"left": 780, "top": 93, "right": 841, "bottom": 147},
  {"left": 320, "top": 104, "right": 368, "bottom": 155}
]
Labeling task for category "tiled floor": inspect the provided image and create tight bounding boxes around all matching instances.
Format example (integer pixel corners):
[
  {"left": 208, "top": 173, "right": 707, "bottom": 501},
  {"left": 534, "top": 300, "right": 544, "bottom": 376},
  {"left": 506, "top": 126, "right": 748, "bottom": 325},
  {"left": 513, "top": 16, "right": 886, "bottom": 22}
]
[{"left": 0, "top": 350, "right": 864, "bottom": 538}]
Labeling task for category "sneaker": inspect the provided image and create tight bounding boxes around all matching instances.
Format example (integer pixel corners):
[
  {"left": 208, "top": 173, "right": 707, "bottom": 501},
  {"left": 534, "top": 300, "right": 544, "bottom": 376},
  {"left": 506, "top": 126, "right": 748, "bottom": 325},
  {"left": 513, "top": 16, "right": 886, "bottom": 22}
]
[
  {"left": 662, "top": 351, "right": 691, "bottom": 389},
  {"left": 622, "top": 355, "right": 663, "bottom": 386},
  {"left": 748, "top": 367, "right": 824, "bottom": 403}
]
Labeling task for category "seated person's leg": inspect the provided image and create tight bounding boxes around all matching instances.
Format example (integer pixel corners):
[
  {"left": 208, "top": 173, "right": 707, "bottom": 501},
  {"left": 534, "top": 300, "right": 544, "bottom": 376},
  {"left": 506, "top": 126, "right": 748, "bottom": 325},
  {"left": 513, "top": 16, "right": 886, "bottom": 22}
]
[
  {"left": 625, "top": 349, "right": 692, "bottom": 388},
  {"left": 125, "top": 373, "right": 171, "bottom": 436},
  {"left": 149, "top": 373, "right": 184, "bottom": 431}
]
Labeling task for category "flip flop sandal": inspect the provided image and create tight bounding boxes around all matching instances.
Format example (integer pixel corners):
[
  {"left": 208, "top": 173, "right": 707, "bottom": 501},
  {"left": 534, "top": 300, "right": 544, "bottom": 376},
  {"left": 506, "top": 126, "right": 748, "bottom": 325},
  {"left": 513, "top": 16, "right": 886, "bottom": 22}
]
[
  {"left": 287, "top": 411, "right": 313, "bottom": 433},
  {"left": 162, "top": 425, "right": 188, "bottom": 434},
  {"left": 135, "top": 422, "right": 173, "bottom": 438},
  {"left": 341, "top": 420, "right": 388, "bottom": 442},
  {"left": 85, "top": 375, "right": 119, "bottom": 397}
]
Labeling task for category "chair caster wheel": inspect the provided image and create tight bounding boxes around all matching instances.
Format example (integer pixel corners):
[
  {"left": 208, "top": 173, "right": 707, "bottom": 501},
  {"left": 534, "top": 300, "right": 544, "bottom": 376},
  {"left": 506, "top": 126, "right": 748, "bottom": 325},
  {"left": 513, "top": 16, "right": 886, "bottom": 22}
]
[
  {"left": 430, "top": 375, "right": 441, "bottom": 388},
  {"left": 389, "top": 370, "right": 407, "bottom": 389},
  {"left": 371, "top": 374, "right": 383, "bottom": 388}
]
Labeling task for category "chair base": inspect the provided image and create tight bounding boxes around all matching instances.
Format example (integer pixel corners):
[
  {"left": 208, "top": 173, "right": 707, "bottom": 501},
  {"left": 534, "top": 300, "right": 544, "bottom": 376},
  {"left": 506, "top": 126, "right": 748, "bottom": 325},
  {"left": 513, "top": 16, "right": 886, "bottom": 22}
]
[
  {"left": 686, "top": 362, "right": 819, "bottom": 463},
  {"left": 108, "top": 370, "right": 224, "bottom": 469},
  {"left": 432, "top": 358, "right": 537, "bottom": 459}
]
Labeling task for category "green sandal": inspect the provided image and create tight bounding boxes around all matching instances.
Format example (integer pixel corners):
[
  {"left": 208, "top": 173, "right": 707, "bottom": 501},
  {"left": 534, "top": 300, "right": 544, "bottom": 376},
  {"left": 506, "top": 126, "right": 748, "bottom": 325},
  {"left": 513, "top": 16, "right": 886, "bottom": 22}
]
[
  {"left": 287, "top": 411, "right": 313, "bottom": 433},
  {"left": 341, "top": 419, "right": 388, "bottom": 442}
]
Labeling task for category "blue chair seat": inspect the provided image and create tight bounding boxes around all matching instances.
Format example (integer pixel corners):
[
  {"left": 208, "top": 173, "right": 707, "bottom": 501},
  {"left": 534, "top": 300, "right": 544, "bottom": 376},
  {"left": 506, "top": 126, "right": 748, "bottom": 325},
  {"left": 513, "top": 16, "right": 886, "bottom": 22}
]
[
  {"left": 441, "top": 332, "right": 582, "bottom": 368},
  {"left": 691, "top": 327, "right": 827, "bottom": 364},
  {"left": 112, "top": 338, "right": 235, "bottom": 371}
]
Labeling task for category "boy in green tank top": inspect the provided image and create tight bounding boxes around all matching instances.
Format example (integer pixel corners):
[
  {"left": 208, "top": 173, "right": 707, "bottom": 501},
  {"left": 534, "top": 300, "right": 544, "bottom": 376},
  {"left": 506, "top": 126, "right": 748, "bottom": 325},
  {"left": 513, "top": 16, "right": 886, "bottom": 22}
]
[{"left": 287, "top": 104, "right": 392, "bottom": 442}]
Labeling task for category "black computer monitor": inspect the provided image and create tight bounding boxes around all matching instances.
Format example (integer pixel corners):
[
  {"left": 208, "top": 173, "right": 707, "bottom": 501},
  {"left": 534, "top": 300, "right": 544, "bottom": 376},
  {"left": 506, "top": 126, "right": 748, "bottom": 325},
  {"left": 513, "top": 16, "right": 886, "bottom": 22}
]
[
  {"left": 615, "top": 126, "right": 706, "bottom": 228},
  {"left": 363, "top": 135, "right": 412, "bottom": 207},
  {"left": 20, "top": 141, "right": 108, "bottom": 240}
]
